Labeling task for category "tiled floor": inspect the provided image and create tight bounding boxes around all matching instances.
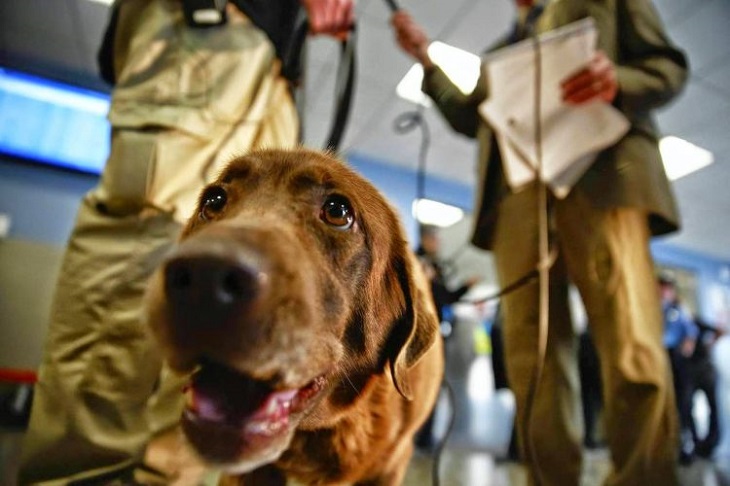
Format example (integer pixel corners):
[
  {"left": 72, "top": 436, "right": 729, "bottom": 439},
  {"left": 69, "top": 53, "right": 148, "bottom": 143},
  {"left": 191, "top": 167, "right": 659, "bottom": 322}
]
[
  {"left": 2, "top": 318, "right": 730, "bottom": 485},
  {"left": 397, "top": 316, "right": 730, "bottom": 486},
  {"left": 402, "top": 447, "right": 730, "bottom": 486},
  {"left": 3, "top": 427, "right": 729, "bottom": 485}
]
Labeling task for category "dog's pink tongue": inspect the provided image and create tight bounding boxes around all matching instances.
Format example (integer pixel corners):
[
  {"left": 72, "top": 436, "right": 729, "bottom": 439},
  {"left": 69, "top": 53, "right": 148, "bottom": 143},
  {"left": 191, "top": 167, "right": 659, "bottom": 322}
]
[{"left": 185, "top": 364, "right": 299, "bottom": 436}]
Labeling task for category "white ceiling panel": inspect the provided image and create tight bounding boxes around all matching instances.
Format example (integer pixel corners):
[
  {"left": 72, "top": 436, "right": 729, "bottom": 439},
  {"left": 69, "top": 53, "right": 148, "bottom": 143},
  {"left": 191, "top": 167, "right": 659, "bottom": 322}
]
[
  {"left": 656, "top": 0, "right": 712, "bottom": 27},
  {"left": 663, "top": 0, "right": 730, "bottom": 74},
  {"left": 438, "top": 0, "right": 515, "bottom": 54},
  {"left": 656, "top": 80, "right": 730, "bottom": 137}
]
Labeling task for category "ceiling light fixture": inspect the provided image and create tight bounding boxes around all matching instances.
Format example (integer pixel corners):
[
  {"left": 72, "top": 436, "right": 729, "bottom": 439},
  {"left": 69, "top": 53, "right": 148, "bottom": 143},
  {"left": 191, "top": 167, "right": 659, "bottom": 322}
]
[
  {"left": 87, "top": 0, "right": 114, "bottom": 5},
  {"left": 659, "top": 136, "right": 714, "bottom": 181},
  {"left": 412, "top": 198, "right": 464, "bottom": 228},
  {"left": 396, "top": 41, "right": 481, "bottom": 106}
]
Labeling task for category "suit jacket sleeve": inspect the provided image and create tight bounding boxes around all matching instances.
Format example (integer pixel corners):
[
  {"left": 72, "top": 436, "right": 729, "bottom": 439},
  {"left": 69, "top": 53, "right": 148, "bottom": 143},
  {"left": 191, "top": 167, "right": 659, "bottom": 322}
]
[
  {"left": 614, "top": 0, "right": 688, "bottom": 114},
  {"left": 421, "top": 64, "right": 489, "bottom": 138}
]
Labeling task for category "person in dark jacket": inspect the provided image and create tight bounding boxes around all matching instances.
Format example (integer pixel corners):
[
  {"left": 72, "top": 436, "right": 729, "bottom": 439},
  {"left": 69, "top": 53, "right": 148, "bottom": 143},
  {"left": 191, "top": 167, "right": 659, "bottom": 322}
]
[
  {"left": 413, "top": 225, "right": 477, "bottom": 451},
  {"left": 416, "top": 225, "right": 478, "bottom": 324},
  {"left": 687, "top": 317, "right": 724, "bottom": 459}
]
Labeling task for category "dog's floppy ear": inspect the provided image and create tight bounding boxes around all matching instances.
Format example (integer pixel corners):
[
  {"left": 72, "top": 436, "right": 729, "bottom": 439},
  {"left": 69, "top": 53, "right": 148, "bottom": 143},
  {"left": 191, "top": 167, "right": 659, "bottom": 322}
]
[{"left": 385, "top": 250, "right": 440, "bottom": 400}]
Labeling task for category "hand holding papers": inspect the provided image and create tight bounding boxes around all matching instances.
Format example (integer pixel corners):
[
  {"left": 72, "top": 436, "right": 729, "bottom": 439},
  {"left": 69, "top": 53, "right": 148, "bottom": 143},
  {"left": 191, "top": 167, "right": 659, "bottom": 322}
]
[{"left": 478, "top": 18, "right": 629, "bottom": 199}]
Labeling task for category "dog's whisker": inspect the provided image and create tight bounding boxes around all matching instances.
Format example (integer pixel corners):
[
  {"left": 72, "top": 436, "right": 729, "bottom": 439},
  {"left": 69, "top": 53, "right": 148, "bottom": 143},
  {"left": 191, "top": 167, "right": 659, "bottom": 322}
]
[{"left": 343, "top": 373, "right": 359, "bottom": 394}]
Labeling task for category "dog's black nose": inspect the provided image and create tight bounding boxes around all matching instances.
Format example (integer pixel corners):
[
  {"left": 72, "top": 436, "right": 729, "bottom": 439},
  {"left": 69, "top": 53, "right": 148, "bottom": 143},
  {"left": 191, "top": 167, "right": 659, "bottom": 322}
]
[{"left": 164, "top": 255, "right": 261, "bottom": 310}]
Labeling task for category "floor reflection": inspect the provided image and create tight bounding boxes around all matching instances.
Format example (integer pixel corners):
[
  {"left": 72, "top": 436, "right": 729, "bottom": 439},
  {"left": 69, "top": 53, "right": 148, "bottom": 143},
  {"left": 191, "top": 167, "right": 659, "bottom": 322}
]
[
  {"left": 1, "top": 317, "right": 729, "bottom": 485},
  {"left": 404, "top": 315, "right": 730, "bottom": 486}
]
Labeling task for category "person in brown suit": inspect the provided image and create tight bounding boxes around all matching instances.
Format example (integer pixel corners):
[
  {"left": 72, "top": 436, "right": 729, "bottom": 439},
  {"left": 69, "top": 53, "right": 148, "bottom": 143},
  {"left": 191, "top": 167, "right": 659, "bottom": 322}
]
[{"left": 392, "top": 0, "right": 688, "bottom": 484}]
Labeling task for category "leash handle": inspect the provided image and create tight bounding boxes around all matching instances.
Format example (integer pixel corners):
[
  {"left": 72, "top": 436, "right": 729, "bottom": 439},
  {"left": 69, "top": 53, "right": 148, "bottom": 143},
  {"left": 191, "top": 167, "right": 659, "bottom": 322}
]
[{"left": 281, "top": 8, "right": 310, "bottom": 84}]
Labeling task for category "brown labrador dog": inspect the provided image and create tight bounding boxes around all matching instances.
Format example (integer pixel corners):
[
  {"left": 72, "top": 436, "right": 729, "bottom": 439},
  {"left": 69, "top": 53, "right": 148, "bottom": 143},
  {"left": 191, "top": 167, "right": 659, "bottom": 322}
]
[{"left": 145, "top": 148, "right": 444, "bottom": 485}]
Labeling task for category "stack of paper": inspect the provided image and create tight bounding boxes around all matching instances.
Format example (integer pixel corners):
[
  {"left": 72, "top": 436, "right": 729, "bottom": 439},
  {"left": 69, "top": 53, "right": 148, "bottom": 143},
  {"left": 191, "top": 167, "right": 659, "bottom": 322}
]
[{"left": 478, "top": 18, "right": 629, "bottom": 198}]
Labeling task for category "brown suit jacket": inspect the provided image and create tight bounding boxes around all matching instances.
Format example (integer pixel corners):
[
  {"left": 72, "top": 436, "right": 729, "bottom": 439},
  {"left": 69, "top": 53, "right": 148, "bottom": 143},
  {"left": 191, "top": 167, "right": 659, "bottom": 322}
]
[{"left": 423, "top": 0, "right": 688, "bottom": 250}]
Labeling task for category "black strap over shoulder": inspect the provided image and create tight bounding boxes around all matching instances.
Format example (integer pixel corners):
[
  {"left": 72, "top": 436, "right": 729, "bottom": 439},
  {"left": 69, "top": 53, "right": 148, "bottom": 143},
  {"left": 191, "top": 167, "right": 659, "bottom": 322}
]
[
  {"left": 97, "top": 0, "right": 121, "bottom": 85},
  {"left": 231, "top": 0, "right": 302, "bottom": 74},
  {"left": 96, "top": 0, "right": 357, "bottom": 151},
  {"left": 97, "top": 0, "right": 302, "bottom": 85}
]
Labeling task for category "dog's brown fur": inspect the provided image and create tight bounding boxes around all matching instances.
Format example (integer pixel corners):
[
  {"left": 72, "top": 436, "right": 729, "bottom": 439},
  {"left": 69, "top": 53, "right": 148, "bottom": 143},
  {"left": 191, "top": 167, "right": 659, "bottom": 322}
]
[{"left": 145, "top": 148, "right": 443, "bottom": 485}]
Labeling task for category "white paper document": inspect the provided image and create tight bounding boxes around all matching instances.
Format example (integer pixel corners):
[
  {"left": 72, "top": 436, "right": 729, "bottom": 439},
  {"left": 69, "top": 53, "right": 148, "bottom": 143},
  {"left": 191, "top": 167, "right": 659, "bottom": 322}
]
[{"left": 478, "top": 18, "right": 630, "bottom": 198}]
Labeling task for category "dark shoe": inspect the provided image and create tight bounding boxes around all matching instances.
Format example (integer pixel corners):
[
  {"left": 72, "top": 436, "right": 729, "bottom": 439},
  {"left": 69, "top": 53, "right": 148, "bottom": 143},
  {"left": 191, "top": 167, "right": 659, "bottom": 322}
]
[
  {"left": 679, "top": 449, "right": 695, "bottom": 466},
  {"left": 415, "top": 433, "right": 435, "bottom": 453},
  {"left": 695, "top": 441, "right": 715, "bottom": 459}
]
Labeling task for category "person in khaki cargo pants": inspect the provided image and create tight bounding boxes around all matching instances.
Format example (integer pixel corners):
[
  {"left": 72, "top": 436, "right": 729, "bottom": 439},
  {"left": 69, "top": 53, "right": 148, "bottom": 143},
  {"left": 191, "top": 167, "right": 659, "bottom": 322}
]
[
  {"left": 392, "top": 0, "right": 688, "bottom": 485},
  {"left": 18, "top": 0, "right": 354, "bottom": 483}
]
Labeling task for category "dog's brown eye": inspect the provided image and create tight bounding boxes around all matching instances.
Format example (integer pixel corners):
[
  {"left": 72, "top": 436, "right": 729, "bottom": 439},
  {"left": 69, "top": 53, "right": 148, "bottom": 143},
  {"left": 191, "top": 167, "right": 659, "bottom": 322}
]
[
  {"left": 200, "top": 186, "right": 227, "bottom": 220},
  {"left": 321, "top": 196, "right": 354, "bottom": 230}
]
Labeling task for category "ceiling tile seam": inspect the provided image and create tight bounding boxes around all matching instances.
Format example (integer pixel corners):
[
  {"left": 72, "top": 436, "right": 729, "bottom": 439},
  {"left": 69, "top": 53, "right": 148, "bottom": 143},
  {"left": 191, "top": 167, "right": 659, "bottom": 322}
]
[
  {"left": 693, "top": 77, "right": 730, "bottom": 104},
  {"left": 656, "top": 78, "right": 730, "bottom": 137},
  {"left": 357, "top": 3, "right": 388, "bottom": 24},
  {"left": 434, "top": 0, "right": 482, "bottom": 44},
  {"left": 303, "top": 58, "right": 339, "bottom": 108},
  {"left": 687, "top": 75, "right": 730, "bottom": 107},
  {"left": 663, "top": 0, "right": 712, "bottom": 29},
  {"left": 340, "top": 90, "right": 406, "bottom": 151},
  {"left": 691, "top": 50, "right": 730, "bottom": 85}
]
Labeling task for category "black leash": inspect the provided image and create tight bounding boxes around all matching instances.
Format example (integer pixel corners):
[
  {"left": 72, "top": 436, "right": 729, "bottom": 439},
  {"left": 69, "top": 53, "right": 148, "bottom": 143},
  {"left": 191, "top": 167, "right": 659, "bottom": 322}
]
[{"left": 283, "top": 10, "right": 357, "bottom": 152}]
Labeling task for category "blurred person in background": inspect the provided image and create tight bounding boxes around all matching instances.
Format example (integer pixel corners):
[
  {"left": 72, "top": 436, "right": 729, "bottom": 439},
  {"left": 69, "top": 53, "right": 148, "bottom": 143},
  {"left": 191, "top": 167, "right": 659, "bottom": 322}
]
[
  {"left": 687, "top": 317, "right": 725, "bottom": 459},
  {"left": 414, "top": 224, "right": 478, "bottom": 451},
  {"left": 417, "top": 224, "right": 479, "bottom": 327},
  {"left": 660, "top": 274, "right": 698, "bottom": 464}
]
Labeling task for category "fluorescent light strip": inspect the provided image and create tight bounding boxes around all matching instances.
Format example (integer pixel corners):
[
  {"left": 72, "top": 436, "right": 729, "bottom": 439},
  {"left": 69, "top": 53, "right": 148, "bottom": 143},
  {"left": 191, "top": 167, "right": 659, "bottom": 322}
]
[
  {"left": 396, "top": 41, "right": 481, "bottom": 106},
  {"left": 412, "top": 198, "right": 464, "bottom": 228},
  {"left": 396, "top": 65, "right": 429, "bottom": 106},
  {"left": 0, "top": 68, "right": 111, "bottom": 174},
  {"left": 0, "top": 69, "right": 109, "bottom": 115},
  {"left": 428, "top": 42, "right": 481, "bottom": 94},
  {"left": 659, "top": 136, "right": 714, "bottom": 181}
]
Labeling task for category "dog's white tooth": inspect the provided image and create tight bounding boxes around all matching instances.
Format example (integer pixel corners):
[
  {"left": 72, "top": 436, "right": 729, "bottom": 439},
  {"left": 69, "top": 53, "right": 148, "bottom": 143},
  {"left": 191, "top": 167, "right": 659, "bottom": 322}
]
[
  {"left": 264, "top": 396, "right": 279, "bottom": 415},
  {"left": 246, "top": 421, "right": 268, "bottom": 435}
]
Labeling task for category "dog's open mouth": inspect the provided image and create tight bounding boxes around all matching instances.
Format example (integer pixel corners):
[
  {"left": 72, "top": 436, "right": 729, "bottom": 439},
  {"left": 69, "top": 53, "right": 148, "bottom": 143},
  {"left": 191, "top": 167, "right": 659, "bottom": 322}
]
[{"left": 181, "top": 360, "right": 326, "bottom": 466}]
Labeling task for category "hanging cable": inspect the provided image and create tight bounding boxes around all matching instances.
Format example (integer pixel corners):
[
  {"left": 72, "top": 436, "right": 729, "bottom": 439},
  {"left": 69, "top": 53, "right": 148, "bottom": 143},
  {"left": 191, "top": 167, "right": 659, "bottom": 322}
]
[
  {"left": 392, "top": 105, "right": 453, "bottom": 486},
  {"left": 393, "top": 105, "right": 429, "bottom": 201}
]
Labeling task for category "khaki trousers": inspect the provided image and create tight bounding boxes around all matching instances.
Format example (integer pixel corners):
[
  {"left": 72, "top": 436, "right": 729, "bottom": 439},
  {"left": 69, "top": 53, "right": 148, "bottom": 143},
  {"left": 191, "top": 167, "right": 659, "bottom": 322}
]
[
  {"left": 19, "top": 1, "right": 298, "bottom": 483},
  {"left": 492, "top": 184, "right": 679, "bottom": 486}
]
